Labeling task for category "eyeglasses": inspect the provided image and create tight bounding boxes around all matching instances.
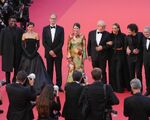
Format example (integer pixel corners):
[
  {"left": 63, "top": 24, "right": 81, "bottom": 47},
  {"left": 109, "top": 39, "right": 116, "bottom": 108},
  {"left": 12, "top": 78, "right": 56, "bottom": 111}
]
[{"left": 50, "top": 17, "right": 56, "bottom": 20}]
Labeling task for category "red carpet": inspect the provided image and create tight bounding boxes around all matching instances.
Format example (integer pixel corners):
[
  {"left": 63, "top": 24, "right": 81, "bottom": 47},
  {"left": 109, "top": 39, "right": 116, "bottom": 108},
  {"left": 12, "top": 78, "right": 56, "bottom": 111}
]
[{"left": 0, "top": 0, "right": 150, "bottom": 119}]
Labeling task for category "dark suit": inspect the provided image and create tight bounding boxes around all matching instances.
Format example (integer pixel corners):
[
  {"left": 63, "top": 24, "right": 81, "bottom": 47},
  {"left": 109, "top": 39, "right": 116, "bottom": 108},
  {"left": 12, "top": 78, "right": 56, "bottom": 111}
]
[
  {"left": 125, "top": 32, "right": 143, "bottom": 86},
  {"left": 124, "top": 93, "right": 150, "bottom": 120},
  {"left": 87, "top": 30, "right": 110, "bottom": 83},
  {"left": 79, "top": 81, "right": 119, "bottom": 120},
  {"left": 143, "top": 37, "right": 150, "bottom": 91},
  {"left": 6, "top": 83, "right": 36, "bottom": 120},
  {"left": 62, "top": 82, "right": 84, "bottom": 120},
  {"left": 0, "top": 26, "right": 24, "bottom": 83},
  {"left": 42, "top": 25, "right": 64, "bottom": 87}
]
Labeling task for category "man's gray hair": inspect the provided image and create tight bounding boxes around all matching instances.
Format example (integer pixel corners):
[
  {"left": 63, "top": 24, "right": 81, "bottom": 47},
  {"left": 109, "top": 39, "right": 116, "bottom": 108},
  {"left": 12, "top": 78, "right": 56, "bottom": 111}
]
[
  {"left": 130, "top": 78, "right": 141, "bottom": 89},
  {"left": 50, "top": 13, "right": 57, "bottom": 18},
  {"left": 144, "top": 26, "right": 150, "bottom": 32},
  {"left": 97, "top": 20, "right": 106, "bottom": 27}
]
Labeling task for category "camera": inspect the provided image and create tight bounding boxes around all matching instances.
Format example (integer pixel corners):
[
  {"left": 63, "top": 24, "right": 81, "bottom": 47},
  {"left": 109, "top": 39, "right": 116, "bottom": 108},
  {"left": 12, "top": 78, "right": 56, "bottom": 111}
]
[
  {"left": 53, "top": 85, "right": 59, "bottom": 96},
  {"left": 0, "top": 80, "right": 6, "bottom": 87},
  {"left": 80, "top": 73, "right": 88, "bottom": 85},
  {"left": 27, "top": 73, "right": 36, "bottom": 81}
]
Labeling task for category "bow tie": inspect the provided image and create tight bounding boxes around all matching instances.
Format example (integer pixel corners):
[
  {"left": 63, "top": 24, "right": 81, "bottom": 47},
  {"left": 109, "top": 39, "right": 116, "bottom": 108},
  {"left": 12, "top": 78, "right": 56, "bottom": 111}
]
[
  {"left": 147, "top": 38, "right": 150, "bottom": 40},
  {"left": 50, "top": 26, "right": 56, "bottom": 29},
  {"left": 97, "top": 32, "right": 102, "bottom": 34}
]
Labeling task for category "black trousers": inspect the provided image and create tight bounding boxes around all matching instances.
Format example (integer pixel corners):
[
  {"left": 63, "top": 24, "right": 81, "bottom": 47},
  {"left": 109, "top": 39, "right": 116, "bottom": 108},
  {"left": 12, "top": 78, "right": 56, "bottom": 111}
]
[
  {"left": 144, "top": 55, "right": 150, "bottom": 91},
  {"left": 46, "top": 56, "right": 62, "bottom": 87},
  {"left": 127, "top": 55, "right": 143, "bottom": 87},
  {"left": 92, "top": 57, "right": 107, "bottom": 83},
  {"left": 109, "top": 52, "right": 130, "bottom": 92}
]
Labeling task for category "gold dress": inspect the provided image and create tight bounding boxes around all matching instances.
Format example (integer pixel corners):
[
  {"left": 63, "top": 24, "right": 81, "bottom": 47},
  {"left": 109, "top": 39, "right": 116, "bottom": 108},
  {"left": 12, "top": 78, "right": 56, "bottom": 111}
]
[{"left": 67, "top": 34, "right": 86, "bottom": 82}]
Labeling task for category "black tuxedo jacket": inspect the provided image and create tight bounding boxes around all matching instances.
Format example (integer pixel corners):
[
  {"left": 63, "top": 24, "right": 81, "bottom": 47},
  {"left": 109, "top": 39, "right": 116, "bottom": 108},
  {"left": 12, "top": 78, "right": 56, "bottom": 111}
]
[
  {"left": 62, "top": 82, "right": 84, "bottom": 119},
  {"left": 6, "top": 83, "right": 36, "bottom": 120},
  {"left": 87, "top": 30, "right": 110, "bottom": 61},
  {"left": 143, "top": 37, "right": 150, "bottom": 64},
  {"left": 79, "top": 82, "right": 119, "bottom": 120},
  {"left": 124, "top": 93, "right": 150, "bottom": 120},
  {"left": 42, "top": 25, "right": 64, "bottom": 58}
]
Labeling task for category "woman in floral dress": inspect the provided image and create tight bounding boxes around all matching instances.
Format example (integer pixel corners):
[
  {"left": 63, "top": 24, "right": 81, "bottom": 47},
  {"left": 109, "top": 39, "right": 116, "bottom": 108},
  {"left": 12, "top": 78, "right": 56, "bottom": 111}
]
[{"left": 66, "top": 23, "right": 86, "bottom": 82}]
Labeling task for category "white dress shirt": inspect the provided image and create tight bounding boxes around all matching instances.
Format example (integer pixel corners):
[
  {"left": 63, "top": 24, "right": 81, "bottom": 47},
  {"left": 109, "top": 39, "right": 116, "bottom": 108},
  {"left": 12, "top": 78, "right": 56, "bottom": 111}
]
[
  {"left": 96, "top": 30, "right": 102, "bottom": 46},
  {"left": 50, "top": 25, "right": 56, "bottom": 43},
  {"left": 146, "top": 38, "right": 150, "bottom": 50}
]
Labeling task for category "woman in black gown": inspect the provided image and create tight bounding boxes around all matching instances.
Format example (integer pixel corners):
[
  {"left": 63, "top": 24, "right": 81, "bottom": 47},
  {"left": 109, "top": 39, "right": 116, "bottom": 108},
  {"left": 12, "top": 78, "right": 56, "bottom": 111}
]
[
  {"left": 109, "top": 23, "right": 130, "bottom": 92},
  {"left": 19, "top": 22, "right": 51, "bottom": 94}
]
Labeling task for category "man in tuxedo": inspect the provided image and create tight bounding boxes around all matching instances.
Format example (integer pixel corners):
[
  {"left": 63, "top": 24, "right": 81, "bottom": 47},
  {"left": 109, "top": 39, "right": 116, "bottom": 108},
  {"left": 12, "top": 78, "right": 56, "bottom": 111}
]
[
  {"left": 0, "top": 16, "right": 24, "bottom": 83},
  {"left": 80, "top": 68, "right": 119, "bottom": 120},
  {"left": 6, "top": 71, "right": 36, "bottom": 120},
  {"left": 87, "top": 20, "right": 111, "bottom": 83},
  {"left": 143, "top": 27, "right": 150, "bottom": 96},
  {"left": 124, "top": 78, "right": 150, "bottom": 120},
  {"left": 42, "top": 13, "right": 64, "bottom": 92},
  {"left": 62, "top": 70, "right": 84, "bottom": 120},
  {"left": 126, "top": 24, "right": 143, "bottom": 90}
]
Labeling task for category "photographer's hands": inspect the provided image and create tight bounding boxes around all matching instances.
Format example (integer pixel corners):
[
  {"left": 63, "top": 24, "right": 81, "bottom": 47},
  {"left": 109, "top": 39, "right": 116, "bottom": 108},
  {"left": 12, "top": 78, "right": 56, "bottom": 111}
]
[{"left": 29, "top": 79, "right": 34, "bottom": 86}]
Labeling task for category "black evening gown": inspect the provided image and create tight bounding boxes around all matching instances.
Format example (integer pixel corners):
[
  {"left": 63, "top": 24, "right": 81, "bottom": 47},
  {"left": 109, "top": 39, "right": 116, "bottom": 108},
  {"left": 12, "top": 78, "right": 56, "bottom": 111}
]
[{"left": 19, "top": 38, "right": 51, "bottom": 93}]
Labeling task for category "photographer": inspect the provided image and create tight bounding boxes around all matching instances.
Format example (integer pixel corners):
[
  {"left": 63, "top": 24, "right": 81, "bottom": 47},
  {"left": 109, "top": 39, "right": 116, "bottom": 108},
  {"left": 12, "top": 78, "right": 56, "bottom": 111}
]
[
  {"left": 79, "top": 68, "right": 119, "bottom": 120},
  {"left": 6, "top": 70, "right": 36, "bottom": 120},
  {"left": 62, "top": 70, "right": 84, "bottom": 120},
  {"left": 36, "top": 84, "right": 61, "bottom": 120},
  {"left": 124, "top": 78, "right": 150, "bottom": 120}
]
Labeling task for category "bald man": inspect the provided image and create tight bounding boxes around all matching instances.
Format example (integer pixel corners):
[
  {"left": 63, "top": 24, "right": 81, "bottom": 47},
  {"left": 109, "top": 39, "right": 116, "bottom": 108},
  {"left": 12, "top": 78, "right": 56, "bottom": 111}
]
[{"left": 42, "top": 13, "right": 64, "bottom": 92}]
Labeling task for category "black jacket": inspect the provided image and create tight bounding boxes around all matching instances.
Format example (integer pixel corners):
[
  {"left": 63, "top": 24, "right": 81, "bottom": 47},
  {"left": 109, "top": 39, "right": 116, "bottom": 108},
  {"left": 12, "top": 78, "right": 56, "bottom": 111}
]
[
  {"left": 79, "top": 81, "right": 119, "bottom": 120},
  {"left": 124, "top": 93, "right": 150, "bottom": 120},
  {"left": 0, "top": 26, "right": 24, "bottom": 72},
  {"left": 62, "top": 82, "right": 84, "bottom": 119},
  {"left": 42, "top": 25, "right": 64, "bottom": 58},
  {"left": 87, "top": 30, "right": 110, "bottom": 61},
  {"left": 125, "top": 32, "right": 143, "bottom": 57},
  {"left": 6, "top": 83, "right": 36, "bottom": 120},
  {"left": 143, "top": 36, "right": 150, "bottom": 63}
]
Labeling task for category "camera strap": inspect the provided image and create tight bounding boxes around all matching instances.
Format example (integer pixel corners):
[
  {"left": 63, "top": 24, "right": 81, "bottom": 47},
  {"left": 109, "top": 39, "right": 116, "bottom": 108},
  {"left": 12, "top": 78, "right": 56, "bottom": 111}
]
[
  {"left": 103, "top": 84, "right": 107, "bottom": 103},
  {"left": 103, "top": 84, "right": 109, "bottom": 112}
]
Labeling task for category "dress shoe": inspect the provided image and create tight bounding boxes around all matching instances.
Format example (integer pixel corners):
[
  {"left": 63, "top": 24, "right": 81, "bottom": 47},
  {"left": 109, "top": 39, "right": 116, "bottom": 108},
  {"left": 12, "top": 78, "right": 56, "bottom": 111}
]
[
  {"left": 144, "top": 91, "right": 150, "bottom": 96},
  {"left": 59, "top": 87, "right": 64, "bottom": 92}
]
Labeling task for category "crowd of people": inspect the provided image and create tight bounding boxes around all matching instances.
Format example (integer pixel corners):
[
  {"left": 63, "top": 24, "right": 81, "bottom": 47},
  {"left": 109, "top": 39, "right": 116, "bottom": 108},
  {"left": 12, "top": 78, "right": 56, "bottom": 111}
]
[
  {"left": 0, "top": 4, "right": 150, "bottom": 119},
  {"left": 0, "top": 0, "right": 32, "bottom": 30}
]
